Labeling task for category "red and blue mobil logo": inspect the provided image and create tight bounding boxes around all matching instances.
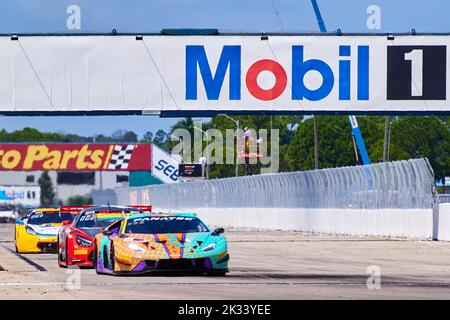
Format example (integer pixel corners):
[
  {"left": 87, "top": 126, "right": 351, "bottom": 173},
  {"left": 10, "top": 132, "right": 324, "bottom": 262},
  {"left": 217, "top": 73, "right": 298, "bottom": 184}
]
[{"left": 186, "top": 45, "right": 369, "bottom": 102}]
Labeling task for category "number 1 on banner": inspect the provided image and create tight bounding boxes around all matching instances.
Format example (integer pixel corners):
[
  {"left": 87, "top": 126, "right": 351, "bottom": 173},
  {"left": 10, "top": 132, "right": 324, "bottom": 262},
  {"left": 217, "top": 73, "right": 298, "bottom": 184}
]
[{"left": 404, "top": 49, "right": 423, "bottom": 96}]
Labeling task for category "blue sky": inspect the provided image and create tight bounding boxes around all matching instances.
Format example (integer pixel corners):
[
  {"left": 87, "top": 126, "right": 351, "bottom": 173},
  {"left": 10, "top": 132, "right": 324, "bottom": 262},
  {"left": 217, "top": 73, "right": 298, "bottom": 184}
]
[{"left": 0, "top": 0, "right": 448, "bottom": 138}]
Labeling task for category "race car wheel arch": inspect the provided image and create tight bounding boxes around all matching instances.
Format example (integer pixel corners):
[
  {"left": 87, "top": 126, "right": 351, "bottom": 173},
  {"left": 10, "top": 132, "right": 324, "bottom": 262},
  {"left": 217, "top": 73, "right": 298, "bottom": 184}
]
[
  {"left": 109, "top": 243, "right": 116, "bottom": 272},
  {"left": 57, "top": 236, "right": 62, "bottom": 266},
  {"left": 14, "top": 229, "right": 18, "bottom": 252},
  {"left": 14, "top": 227, "right": 19, "bottom": 252},
  {"left": 15, "top": 228, "right": 23, "bottom": 253},
  {"left": 93, "top": 240, "right": 100, "bottom": 274},
  {"left": 103, "top": 245, "right": 109, "bottom": 270}
]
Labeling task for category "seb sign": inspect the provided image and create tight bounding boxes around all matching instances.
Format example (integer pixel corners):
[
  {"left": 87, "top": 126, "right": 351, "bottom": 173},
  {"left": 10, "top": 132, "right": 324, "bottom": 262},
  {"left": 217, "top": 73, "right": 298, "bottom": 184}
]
[
  {"left": 0, "top": 144, "right": 151, "bottom": 171},
  {"left": 0, "top": 35, "right": 447, "bottom": 113},
  {"left": 151, "top": 145, "right": 179, "bottom": 184}
]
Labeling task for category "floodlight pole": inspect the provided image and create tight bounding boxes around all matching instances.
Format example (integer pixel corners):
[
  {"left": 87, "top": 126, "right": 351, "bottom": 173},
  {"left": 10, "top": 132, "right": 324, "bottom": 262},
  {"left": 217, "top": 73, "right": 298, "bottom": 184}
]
[
  {"left": 194, "top": 126, "right": 210, "bottom": 180},
  {"left": 217, "top": 114, "right": 240, "bottom": 177},
  {"left": 383, "top": 116, "right": 391, "bottom": 162}
]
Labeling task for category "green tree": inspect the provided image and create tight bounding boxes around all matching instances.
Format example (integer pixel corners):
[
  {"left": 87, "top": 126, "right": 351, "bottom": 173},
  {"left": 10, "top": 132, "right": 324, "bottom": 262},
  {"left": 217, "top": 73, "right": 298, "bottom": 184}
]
[
  {"left": 356, "top": 116, "right": 385, "bottom": 161},
  {"left": 66, "top": 195, "right": 93, "bottom": 206},
  {"left": 111, "top": 129, "right": 126, "bottom": 141},
  {"left": 153, "top": 129, "right": 169, "bottom": 149},
  {"left": 122, "top": 131, "right": 138, "bottom": 142},
  {"left": 390, "top": 116, "right": 450, "bottom": 179},
  {"left": 93, "top": 134, "right": 116, "bottom": 143},
  {"left": 287, "top": 116, "right": 355, "bottom": 171},
  {"left": 168, "top": 117, "right": 207, "bottom": 165},
  {"left": 111, "top": 130, "right": 138, "bottom": 142},
  {"left": 0, "top": 127, "right": 66, "bottom": 142},
  {"left": 141, "top": 131, "right": 154, "bottom": 143},
  {"left": 38, "top": 172, "right": 56, "bottom": 206},
  {"left": 170, "top": 117, "right": 195, "bottom": 137}
]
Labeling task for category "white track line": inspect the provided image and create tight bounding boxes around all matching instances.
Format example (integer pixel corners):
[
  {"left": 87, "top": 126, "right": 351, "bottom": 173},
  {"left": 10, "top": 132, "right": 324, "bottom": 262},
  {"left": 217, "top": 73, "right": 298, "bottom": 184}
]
[{"left": 0, "top": 282, "right": 67, "bottom": 286}]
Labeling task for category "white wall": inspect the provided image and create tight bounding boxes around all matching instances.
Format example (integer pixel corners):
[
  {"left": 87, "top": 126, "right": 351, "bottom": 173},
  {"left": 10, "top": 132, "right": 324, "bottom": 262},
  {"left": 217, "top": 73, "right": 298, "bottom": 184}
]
[
  {"left": 436, "top": 203, "right": 450, "bottom": 241},
  {"left": 153, "top": 207, "right": 434, "bottom": 239}
]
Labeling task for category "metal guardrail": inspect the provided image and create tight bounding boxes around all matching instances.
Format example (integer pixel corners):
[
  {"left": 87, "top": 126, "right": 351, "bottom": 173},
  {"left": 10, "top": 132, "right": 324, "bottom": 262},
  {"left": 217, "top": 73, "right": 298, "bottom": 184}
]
[
  {"left": 437, "top": 194, "right": 450, "bottom": 203},
  {"left": 95, "top": 158, "right": 435, "bottom": 210}
]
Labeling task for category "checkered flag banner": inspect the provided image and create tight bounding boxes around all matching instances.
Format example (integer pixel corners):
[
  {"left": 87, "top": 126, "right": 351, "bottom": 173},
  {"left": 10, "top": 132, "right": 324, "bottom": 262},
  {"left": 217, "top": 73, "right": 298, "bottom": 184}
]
[{"left": 107, "top": 144, "right": 136, "bottom": 170}]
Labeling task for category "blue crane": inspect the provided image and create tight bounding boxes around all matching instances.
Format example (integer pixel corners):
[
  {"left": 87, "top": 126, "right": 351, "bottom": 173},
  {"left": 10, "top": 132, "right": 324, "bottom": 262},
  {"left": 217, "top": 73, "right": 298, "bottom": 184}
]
[{"left": 310, "top": 0, "right": 371, "bottom": 165}]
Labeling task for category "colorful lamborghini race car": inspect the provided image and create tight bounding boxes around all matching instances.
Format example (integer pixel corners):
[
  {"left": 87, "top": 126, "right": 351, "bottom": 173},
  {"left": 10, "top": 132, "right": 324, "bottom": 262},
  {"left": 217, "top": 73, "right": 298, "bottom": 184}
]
[
  {"left": 94, "top": 212, "right": 229, "bottom": 276},
  {"left": 14, "top": 207, "right": 83, "bottom": 253},
  {"left": 57, "top": 206, "right": 152, "bottom": 268}
]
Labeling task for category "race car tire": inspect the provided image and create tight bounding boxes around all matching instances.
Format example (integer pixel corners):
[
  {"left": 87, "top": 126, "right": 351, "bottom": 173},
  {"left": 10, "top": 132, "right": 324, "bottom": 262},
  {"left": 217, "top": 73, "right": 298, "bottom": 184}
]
[
  {"left": 206, "top": 271, "right": 227, "bottom": 277},
  {"left": 109, "top": 243, "right": 116, "bottom": 273},
  {"left": 58, "top": 239, "right": 68, "bottom": 268},
  {"left": 93, "top": 241, "right": 101, "bottom": 275},
  {"left": 14, "top": 232, "right": 18, "bottom": 253},
  {"left": 15, "top": 239, "right": 23, "bottom": 254}
]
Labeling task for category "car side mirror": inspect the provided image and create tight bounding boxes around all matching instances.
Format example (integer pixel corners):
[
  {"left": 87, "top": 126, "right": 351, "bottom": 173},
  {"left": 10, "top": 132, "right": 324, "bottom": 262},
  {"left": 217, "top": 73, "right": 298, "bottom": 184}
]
[
  {"left": 15, "top": 218, "right": 22, "bottom": 224},
  {"left": 62, "top": 220, "right": 71, "bottom": 226},
  {"left": 212, "top": 227, "right": 225, "bottom": 236}
]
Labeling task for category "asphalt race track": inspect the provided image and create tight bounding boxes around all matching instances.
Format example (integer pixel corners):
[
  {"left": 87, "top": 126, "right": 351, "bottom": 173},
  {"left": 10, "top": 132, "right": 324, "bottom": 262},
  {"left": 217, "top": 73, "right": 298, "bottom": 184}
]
[{"left": 2, "top": 223, "right": 450, "bottom": 299}]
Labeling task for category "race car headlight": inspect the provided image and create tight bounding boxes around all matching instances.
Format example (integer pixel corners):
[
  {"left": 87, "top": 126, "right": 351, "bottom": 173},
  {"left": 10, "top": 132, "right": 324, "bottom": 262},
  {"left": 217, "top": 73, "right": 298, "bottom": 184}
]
[
  {"left": 128, "top": 243, "right": 146, "bottom": 253},
  {"left": 202, "top": 243, "right": 216, "bottom": 252},
  {"left": 26, "top": 226, "right": 37, "bottom": 235},
  {"left": 76, "top": 236, "right": 92, "bottom": 247}
]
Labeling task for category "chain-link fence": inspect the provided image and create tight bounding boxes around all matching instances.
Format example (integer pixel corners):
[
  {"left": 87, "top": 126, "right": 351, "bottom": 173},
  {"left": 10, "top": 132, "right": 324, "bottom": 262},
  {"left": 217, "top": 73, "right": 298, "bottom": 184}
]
[{"left": 98, "top": 158, "right": 435, "bottom": 210}]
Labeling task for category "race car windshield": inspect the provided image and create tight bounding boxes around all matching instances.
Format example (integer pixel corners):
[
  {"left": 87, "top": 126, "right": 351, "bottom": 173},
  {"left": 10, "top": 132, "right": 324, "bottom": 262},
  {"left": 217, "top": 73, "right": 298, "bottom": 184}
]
[
  {"left": 125, "top": 216, "right": 209, "bottom": 234},
  {"left": 76, "top": 213, "right": 123, "bottom": 229},
  {"left": 28, "top": 212, "right": 74, "bottom": 225}
]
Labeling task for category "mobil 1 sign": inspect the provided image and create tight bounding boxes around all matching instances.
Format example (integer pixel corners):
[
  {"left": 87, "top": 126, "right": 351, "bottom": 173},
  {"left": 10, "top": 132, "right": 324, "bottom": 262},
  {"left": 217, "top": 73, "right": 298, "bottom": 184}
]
[
  {"left": 0, "top": 35, "right": 449, "bottom": 113},
  {"left": 183, "top": 35, "right": 449, "bottom": 113}
]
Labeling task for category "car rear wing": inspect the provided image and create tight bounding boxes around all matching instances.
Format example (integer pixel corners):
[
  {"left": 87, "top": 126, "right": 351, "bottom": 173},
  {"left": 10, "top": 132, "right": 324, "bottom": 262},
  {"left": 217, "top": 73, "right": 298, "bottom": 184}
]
[
  {"left": 129, "top": 205, "right": 152, "bottom": 213},
  {"left": 60, "top": 206, "right": 93, "bottom": 213}
]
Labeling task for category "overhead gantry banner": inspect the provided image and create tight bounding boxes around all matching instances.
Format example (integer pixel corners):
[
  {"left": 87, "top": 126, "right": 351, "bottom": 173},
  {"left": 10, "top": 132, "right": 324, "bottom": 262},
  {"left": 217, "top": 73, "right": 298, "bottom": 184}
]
[{"left": 0, "top": 34, "right": 448, "bottom": 114}]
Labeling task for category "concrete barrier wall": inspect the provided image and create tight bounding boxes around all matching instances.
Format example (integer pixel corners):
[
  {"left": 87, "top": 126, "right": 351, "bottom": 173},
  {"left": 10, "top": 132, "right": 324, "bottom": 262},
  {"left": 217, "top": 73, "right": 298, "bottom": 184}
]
[
  {"left": 437, "top": 203, "right": 450, "bottom": 241},
  {"left": 152, "top": 206, "right": 433, "bottom": 239}
]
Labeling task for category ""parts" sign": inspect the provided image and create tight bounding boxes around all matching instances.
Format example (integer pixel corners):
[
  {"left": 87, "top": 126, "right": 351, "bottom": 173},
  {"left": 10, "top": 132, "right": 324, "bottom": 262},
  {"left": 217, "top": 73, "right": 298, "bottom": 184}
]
[{"left": 0, "top": 144, "right": 151, "bottom": 171}]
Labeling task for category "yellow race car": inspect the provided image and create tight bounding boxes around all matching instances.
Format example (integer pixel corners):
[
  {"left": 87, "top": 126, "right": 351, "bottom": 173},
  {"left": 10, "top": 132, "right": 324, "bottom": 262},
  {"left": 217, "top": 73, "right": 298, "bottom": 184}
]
[{"left": 15, "top": 207, "right": 77, "bottom": 253}]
